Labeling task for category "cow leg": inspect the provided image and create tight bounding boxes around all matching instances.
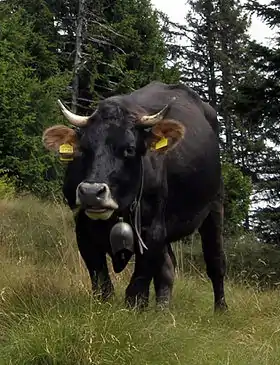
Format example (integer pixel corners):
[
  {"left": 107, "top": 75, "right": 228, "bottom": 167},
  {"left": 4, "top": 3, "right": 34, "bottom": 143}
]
[
  {"left": 75, "top": 214, "right": 114, "bottom": 300},
  {"left": 125, "top": 253, "right": 155, "bottom": 309},
  {"left": 153, "top": 244, "right": 176, "bottom": 308},
  {"left": 78, "top": 245, "right": 114, "bottom": 300},
  {"left": 75, "top": 228, "right": 113, "bottom": 300},
  {"left": 198, "top": 203, "right": 228, "bottom": 312},
  {"left": 125, "top": 198, "right": 167, "bottom": 309}
]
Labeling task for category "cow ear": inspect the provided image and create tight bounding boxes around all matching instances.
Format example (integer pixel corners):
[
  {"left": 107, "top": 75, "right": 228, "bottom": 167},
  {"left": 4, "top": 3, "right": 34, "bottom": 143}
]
[
  {"left": 146, "top": 120, "right": 185, "bottom": 153},
  {"left": 42, "top": 125, "right": 78, "bottom": 152}
]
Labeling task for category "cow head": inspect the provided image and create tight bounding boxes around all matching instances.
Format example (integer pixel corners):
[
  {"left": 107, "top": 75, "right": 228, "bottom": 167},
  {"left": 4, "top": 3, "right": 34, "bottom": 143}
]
[{"left": 42, "top": 97, "right": 185, "bottom": 220}]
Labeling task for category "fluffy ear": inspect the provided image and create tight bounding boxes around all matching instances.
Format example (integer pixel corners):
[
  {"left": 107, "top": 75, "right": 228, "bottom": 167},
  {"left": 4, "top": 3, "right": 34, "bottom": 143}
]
[
  {"left": 42, "top": 125, "right": 78, "bottom": 152},
  {"left": 147, "top": 119, "right": 185, "bottom": 153}
]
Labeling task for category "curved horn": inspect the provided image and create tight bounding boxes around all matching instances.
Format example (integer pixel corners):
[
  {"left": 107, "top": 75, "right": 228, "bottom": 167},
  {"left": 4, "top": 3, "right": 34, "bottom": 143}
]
[
  {"left": 57, "top": 99, "right": 90, "bottom": 127},
  {"left": 140, "top": 97, "right": 176, "bottom": 126}
]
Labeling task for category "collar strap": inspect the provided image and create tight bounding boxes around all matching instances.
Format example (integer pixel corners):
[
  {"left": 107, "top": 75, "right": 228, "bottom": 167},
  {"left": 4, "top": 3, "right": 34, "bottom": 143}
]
[{"left": 129, "top": 158, "right": 148, "bottom": 254}]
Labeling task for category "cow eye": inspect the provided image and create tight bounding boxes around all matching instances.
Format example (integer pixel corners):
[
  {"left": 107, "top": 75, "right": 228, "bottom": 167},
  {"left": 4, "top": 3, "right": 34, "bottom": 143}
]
[{"left": 123, "top": 146, "right": 135, "bottom": 158}]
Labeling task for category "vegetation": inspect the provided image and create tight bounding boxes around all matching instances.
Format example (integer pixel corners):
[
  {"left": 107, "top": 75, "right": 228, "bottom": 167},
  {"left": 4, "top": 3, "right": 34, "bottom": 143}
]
[
  {"left": 222, "top": 162, "right": 252, "bottom": 235},
  {"left": 1, "top": 197, "right": 280, "bottom": 365},
  {"left": 1, "top": 0, "right": 279, "bottom": 239},
  {"left": 1, "top": 0, "right": 280, "bottom": 361},
  {"left": 1, "top": 0, "right": 279, "bottom": 240}
]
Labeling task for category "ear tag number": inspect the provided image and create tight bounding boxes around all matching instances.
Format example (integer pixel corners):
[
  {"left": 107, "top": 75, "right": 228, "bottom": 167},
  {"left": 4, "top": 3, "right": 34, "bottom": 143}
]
[
  {"left": 151, "top": 137, "right": 168, "bottom": 151},
  {"left": 59, "top": 144, "right": 74, "bottom": 162}
]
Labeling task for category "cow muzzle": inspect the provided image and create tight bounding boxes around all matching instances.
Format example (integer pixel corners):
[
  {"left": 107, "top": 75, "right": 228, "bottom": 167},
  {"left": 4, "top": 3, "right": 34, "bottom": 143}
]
[{"left": 76, "top": 182, "right": 118, "bottom": 220}]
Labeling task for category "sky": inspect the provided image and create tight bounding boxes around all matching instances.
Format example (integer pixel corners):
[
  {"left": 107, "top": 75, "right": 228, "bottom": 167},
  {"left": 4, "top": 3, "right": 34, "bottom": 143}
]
[{"left": 151, "top": 0, "right": 275, "bottom": 46}]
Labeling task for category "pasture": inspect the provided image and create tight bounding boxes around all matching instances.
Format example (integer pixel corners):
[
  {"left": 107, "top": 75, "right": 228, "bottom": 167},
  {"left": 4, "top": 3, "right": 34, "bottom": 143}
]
[{"left": 1, "top": 196, "right": 280, "bottom": 365}]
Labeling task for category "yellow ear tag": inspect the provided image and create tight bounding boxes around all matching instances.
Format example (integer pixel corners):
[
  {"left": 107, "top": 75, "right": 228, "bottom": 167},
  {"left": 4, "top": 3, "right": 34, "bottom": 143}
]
[
  {"left": 59, "top": 144, "right": 74, "bottom": 162},
  {"left": 153, "top": 137, "right": 168, "bottom": 150}
]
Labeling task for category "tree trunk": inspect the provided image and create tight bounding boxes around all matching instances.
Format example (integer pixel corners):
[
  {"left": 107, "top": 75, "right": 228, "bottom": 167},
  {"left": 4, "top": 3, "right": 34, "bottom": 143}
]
[
  {"left": 72, "top": 0, "right": 85, "bottom": 113},
  {"left": 218, "top": 0, "right": 234, "bottom": 161},
  {"left": 205, "top": 0, "right": 217, "bottom": 109}
]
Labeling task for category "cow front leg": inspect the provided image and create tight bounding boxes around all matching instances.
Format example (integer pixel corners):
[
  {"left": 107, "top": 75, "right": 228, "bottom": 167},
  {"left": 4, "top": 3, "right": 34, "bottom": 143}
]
[
  {"left": 153, "top": 244, "right": 176, "bottom": 309},
  {"left": 198, "top": 204, "right": 228, "bottom": 312},
  {"left": 75, "top": 215, "right": 114, "bottom": 300},
  {"left": 80, "top": 248, "right": 114, "bottom": 300},
  {"left": 126, "top": 205, "right": 167, "bottom": 309},
  {"left": 125, "top": 253, "right": 154, "bottom": 310}
]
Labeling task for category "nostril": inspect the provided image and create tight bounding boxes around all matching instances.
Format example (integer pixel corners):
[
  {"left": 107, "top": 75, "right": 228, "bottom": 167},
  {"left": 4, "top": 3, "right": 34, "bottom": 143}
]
[{"left": 96, "top": 185, "right": 107, "bottom": 198}]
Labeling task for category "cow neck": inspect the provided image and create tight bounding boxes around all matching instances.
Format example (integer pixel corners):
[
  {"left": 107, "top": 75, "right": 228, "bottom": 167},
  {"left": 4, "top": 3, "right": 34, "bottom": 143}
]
[{"left": 129, "top": 157, "right": 148, "bottom": 255}]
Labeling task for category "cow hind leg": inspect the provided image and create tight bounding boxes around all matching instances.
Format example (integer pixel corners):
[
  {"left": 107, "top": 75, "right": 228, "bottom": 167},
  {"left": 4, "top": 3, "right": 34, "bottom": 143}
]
[
  {"left": 153, "top": 244, "right": 176, "bottom": 309},
  {"left": 198, "top": 204, "right": 228, "bottom": 312}
]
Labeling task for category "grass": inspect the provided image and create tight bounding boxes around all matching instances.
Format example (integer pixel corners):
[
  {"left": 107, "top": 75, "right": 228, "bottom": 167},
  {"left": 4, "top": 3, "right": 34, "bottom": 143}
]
[{"left": 1, "top": 196, "right": 280, "bottom": 364}]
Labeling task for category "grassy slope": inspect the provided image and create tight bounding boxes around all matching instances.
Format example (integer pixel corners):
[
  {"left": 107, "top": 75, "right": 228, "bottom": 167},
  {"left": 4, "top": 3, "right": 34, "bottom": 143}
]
[{"left": 1, "top": 197, "right": 280, "bottom": 365}]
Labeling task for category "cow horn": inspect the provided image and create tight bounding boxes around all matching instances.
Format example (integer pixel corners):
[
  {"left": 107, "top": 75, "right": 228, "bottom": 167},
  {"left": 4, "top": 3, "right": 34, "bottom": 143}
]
[
  {"left": 140, "top": 97, "right": 176, "bottom": 126},
  {"left": 57, "top": 99, "right": 90, "bottom": 127}
]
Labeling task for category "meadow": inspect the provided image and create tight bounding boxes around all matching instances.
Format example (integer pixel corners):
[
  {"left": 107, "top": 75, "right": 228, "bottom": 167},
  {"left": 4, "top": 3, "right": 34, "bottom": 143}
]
[{"left": 1, "top": 196, "right": 280, "bottom": 365}]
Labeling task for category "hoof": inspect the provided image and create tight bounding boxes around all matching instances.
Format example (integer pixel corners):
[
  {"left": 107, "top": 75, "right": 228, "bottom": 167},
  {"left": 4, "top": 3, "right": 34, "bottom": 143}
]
[
  {"left": 214, "top": 298, "right": 228, "bottom": 313},
  {"left": 125, "top": 295, "right": 148, "bottom": 311},
  {"left": 92, "top": 285, "right": 114, "bottom": 302},
  {"left": 155, "top": 298, "right": 170, "bottom": 311}
]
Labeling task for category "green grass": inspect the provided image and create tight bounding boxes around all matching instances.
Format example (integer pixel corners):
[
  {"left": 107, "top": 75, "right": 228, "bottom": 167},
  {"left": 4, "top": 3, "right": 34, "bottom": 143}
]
[{"left": 1, "top": 196, "right": 280, "bottom": 364}]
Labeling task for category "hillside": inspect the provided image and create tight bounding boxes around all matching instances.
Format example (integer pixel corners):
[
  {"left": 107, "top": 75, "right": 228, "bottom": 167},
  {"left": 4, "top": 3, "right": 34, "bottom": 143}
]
[{"left": 1, "top": 197, "right": 280, "bottom": 365}]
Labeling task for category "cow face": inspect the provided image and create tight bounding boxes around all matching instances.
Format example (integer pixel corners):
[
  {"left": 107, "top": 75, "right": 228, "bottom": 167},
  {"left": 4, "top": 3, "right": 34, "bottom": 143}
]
[{"left": 42, "top": 99, "right": 185, "bottom": 220}]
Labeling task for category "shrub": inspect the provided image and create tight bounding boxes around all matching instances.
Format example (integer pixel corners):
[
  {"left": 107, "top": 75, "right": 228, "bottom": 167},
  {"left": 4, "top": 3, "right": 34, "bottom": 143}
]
[
  {"left": 222, "top": 162, "right": 252, "bottom": 236},
  {"left": 0, "top": 168, "right": 16, "bottom": 199},
  {"left": 175, "top": 233, "right": 280, "bottom": 289}
]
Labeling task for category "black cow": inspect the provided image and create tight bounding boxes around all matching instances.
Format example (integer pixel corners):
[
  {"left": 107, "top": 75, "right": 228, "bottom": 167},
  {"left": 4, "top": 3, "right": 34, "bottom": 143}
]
[{"left": 42, "top": 81, "right": 227, "bottom": 311}]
